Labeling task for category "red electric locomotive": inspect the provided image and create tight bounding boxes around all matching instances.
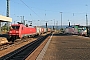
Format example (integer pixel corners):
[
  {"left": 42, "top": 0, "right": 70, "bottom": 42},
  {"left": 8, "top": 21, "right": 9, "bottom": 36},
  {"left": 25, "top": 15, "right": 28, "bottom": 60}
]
[
  {"left": 9, "top": 23, "right": 36, "bottom": 42},
  {"left": 8, "top": 22, "right": 52, "bottom": 42}
]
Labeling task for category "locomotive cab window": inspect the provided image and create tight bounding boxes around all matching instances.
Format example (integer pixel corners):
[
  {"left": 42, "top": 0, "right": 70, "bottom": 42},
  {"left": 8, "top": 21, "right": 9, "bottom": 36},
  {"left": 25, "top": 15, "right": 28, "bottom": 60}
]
[{"left": 11, "top": 26, "right": 20, "bottom": 29}]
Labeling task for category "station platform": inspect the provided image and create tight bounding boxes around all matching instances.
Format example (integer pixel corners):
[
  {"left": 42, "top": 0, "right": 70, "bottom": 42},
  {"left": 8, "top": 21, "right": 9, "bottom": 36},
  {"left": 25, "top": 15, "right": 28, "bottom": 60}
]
[{"left": 36, "top": 33, "right": 90, "bottom": 60}]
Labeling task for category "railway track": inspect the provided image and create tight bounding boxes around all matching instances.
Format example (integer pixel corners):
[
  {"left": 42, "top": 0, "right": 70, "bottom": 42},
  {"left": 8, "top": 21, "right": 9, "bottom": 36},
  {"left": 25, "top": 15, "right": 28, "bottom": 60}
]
[
  {"left": 0, "top": 38, "right": 31, "bottom": 51},
  {"left": 0, "top": 35, "right": 39, "bottom": 51},
  {"left": 0, "top": 34, "right": 50, "bottom": 60}
]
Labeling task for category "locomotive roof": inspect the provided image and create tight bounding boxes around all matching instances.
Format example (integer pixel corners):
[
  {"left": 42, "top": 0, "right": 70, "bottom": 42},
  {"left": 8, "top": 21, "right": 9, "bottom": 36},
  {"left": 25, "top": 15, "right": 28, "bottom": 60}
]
[
  {"left": 11, "top": 23, "right": 21, "bottom": 25},
  {"left": 11, "top": 24, "right": 35, "bottom": 28}
]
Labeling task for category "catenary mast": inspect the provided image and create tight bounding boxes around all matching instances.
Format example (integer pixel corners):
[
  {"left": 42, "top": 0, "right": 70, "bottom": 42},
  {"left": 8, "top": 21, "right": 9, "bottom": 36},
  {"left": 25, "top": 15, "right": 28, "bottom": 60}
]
[{"left": 6, "top": 0, "right": 10, "bottom": 31}]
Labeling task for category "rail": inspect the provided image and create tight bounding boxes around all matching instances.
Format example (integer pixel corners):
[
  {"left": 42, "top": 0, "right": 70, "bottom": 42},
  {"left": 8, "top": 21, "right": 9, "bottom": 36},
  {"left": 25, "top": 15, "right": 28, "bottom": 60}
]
[{"left": 0, "top": 34, "right": 50, "bottom": 60}]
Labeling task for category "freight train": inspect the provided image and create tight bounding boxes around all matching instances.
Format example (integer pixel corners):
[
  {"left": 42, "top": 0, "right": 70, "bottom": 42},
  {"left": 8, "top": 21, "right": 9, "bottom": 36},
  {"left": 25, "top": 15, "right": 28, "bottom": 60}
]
[
  {"left": 64, "top": 25, "right": 90, "bottom": 36},
  {"left": 8, "top": 23, "right": 52, "bottom": 42},
  {"left": 64, "top": 26, "right": 78, "bottom": 34}
]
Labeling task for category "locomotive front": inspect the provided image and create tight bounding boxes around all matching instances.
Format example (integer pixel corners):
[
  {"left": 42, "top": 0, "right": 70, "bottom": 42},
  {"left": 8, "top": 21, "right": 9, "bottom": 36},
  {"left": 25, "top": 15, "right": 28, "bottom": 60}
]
[{"left": 9, "top": 24, "right": 20, "bottom": 42}]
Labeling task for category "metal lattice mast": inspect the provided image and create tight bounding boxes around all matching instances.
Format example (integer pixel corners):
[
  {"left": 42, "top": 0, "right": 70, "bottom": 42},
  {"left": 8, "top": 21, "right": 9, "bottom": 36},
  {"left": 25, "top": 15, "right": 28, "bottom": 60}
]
[
  {"left": 6, "top": 0, "right": 10, "bottom": 31},
  {"left": 7, "top": 0, "right": 9, "bottom": 17}
]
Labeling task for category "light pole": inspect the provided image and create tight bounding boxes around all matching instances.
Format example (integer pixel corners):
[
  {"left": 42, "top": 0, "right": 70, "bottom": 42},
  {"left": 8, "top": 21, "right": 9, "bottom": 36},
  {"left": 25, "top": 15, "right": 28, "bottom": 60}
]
[
  {"left": 85, "top": 5, "right": 88, "bottom": 26},
  {"left": 86, "top": 14, "right": 88, "bottom": 26},
  {"left": 50, "top": 19, "right": 55, "bottom": 30},
  {"left": 60, "top": 12, "right": 62, "bottom": 29},
  {"left": 56, "top": 21, "right": 58, "bottom": 30}
]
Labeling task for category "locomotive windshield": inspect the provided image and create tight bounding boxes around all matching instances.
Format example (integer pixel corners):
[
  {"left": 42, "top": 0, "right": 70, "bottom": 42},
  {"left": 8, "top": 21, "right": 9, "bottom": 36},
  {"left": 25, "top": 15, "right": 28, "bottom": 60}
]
[{"left": 11, "top": 26, "right": 20, "bottom": 29}]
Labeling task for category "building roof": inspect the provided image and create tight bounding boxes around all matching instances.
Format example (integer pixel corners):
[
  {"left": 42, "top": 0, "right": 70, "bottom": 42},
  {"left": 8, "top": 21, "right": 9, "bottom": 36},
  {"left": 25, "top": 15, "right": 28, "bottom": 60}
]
[{"left": 0, "top": 15, "right": 12, "bottom": 22}]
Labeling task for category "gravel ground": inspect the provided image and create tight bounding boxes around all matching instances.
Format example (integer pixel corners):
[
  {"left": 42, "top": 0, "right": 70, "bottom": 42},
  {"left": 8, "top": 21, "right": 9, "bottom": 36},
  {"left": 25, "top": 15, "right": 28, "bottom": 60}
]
[{"left": 42, "top": 34, "right": 90, "bottom": 60}]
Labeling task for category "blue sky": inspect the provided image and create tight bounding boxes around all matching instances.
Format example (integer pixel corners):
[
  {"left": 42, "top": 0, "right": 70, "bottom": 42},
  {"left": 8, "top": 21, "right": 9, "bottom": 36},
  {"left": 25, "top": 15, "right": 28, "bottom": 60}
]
[{"left": 0, "top": 0, "right": 90, "bottom": 26}]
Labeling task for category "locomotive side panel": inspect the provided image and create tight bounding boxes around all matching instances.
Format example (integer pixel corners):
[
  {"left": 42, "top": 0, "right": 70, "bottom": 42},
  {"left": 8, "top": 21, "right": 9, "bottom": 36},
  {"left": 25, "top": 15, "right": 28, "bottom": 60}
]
[{"left": 21, "top": 25, "right": 36, "bottom": 38}]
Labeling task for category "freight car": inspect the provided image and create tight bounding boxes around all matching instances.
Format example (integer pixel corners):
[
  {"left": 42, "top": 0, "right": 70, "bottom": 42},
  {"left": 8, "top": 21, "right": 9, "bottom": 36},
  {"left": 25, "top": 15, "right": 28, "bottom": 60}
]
[
  {"left": 79, "top": 26, "right": 90, "bottom": 36},
  {"left": 48, "top": 28, "right": 51, "bottom": 32},
  {"left": 78, "top": 26, "right": 90, "bottom": 36},
  {"left": 35, "top": 26, "right": 44, "bottom": 35},
  {"left": 74, "top": 25, "right": 87, "bottom": 35},
  {"left": 64, "top": 26, "right": 75, "bottom": 34}
]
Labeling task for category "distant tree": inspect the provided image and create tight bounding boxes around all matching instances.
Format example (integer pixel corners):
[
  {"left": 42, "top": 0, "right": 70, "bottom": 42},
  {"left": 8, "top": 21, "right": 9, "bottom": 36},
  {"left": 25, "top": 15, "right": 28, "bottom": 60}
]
[{"left": 1, "top": 23, "right": 10, "bottom": 32}]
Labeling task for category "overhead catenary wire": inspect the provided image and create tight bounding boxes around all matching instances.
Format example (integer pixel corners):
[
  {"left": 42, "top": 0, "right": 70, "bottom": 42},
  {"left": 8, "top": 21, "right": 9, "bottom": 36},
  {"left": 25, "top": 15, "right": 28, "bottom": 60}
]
[
  {"left": 20, "top": 0, "right": 41, "bottom": 18},
  {"left": 11, "top": 0, "right": 90, "bottom": 16}
]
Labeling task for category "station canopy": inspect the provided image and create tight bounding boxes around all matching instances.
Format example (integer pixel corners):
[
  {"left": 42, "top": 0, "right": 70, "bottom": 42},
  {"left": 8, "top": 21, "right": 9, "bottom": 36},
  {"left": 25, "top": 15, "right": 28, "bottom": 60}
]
[{"left": 0, "top": 15, "right": 12, "bottom": 22}]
